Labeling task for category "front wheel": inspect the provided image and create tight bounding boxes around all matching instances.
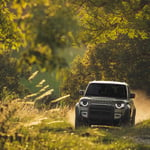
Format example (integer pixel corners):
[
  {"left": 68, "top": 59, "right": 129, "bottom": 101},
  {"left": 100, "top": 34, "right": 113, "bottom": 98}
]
[
  {"left": 113, "top": 119, "right": 121, "bottom": 126},
  {"left": 121, "top": 109, "right": 131, "bottom": 126},
  {"left": 75, "top": 106, "right": 86, "bottom": 129}
]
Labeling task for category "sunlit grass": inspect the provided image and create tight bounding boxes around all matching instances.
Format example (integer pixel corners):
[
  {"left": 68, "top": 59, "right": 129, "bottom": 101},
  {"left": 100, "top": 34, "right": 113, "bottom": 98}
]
[{"left": 0, "top": 100, "right": 150, "bottom": 150}]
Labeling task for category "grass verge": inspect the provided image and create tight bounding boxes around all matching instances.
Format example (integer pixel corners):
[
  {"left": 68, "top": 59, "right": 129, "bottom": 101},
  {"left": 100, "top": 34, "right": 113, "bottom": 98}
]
[{"left": 0, "top": 101, "right": 150, "bottom": 150}]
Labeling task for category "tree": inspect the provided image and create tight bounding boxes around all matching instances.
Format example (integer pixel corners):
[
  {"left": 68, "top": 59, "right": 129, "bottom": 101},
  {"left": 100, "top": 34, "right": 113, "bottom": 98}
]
[
  {"left": 60, "top": 0, "right": 150, "bottom": 103},
  {"left": 0, "top": 0, "right": 79, "bottom": 70},
  {"left": 0, "top": 53, "right": 29, "bottom": 99},
  {"left": 18, "top": 0, "right": 79, "bottom": 71},
  {"left": 0, "top": 0, "right": 80, "bottom": 99},
  {"left": 0, "top": 0, "right": 29, "bottom": 99},
  {"left": 61, "top": 35, "right": 150, "bottom": 103},
  {"left": 0, "top": 0, "right": 23, "bottom": 53},
  {"left": 72, "top": 0, "right": 150, "bottom": 44}
]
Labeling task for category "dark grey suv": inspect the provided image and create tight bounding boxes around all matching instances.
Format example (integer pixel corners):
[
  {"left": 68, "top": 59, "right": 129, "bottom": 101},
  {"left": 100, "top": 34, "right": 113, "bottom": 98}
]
[{"left": 75, "top": 81, "right": 136, "bottom": 128}]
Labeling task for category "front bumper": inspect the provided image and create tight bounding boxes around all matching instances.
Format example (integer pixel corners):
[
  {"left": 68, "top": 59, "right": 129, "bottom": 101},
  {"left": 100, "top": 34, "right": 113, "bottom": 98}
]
[{"left": 80, "top": 104, "right": 126, "bottom": 124}]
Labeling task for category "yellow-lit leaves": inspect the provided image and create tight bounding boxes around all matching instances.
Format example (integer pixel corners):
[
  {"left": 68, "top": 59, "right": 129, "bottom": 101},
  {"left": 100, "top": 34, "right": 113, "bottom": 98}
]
[{"left": 76, "top": 0, "right": 150, "bottom": 44}]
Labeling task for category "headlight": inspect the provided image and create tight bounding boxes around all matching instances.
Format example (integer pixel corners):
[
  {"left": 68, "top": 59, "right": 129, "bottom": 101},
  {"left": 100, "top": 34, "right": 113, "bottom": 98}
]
[
  {"left": 115, "top": 103, "right": 125, "bottom": 109},
  {"left": 80, "top": 100, "right": 88, "bottom": 107}
]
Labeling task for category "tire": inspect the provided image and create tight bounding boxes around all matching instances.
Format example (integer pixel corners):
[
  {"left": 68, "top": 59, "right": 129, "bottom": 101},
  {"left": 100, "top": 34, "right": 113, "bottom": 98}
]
[
  {"left": 75, "top": 106, "right": 86, "bottom": 129},
  {"left": 131, "top": 110, "right": 136, "bottom": 126},
  {"left": 113, "top": 119, "right": 121, "bottom": 126},
  {"left": 75, "top": 106, "right": 81, "bottom": 129},
  {"left": 121, "top": 109, "right": 131, "bottom": 126}
]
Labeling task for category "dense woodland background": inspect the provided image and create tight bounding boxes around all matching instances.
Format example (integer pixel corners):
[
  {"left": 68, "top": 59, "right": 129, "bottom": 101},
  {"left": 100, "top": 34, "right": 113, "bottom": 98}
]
[
  {"left": 0, "top": 0, "right": 149, "bottom": 105},
  {"left": 0, "top": 1, "right": 150, "bottom": 149}
]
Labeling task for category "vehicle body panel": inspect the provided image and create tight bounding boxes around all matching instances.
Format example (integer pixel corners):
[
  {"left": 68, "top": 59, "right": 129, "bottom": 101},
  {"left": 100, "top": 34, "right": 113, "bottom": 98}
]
[{"left": 75, "top": 81, "right": 136, "bottom": 128}]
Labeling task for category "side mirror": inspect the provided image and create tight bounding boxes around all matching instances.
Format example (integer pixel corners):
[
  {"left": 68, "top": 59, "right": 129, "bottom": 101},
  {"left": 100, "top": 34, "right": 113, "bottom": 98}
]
[
  {"left": 130, "top": 93, "right": 135, "bottom": 98},
  {"left": 79, "top": 90, "right": 84, "bottom": 95}
]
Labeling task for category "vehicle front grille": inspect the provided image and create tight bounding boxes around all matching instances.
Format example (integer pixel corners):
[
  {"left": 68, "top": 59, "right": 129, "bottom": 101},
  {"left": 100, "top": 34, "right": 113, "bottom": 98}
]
[
  {"left": 91, "top": 100, "right": 113, "bottom": 105},
  {"left": 88, "top": 104, "right": 114, "bottom": 124}
]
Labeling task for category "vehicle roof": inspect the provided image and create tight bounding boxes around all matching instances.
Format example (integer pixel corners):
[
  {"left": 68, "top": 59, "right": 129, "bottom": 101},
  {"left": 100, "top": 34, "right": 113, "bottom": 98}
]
[{"left": 89, "top": 81, "right": 128, "bottom": 86}]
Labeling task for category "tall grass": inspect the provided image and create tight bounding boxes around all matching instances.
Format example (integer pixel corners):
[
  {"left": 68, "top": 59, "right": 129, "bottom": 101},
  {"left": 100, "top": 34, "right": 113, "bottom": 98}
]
[
  {"left": 0, "top": 100, "right": 150, "bottom": 150},
  {"left": 0, "top": 81, "right": 150, "bottom": 150}
]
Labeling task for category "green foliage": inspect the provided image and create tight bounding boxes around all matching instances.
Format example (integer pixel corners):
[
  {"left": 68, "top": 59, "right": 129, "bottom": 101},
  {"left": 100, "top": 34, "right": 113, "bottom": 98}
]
[
  {"left": 1, "top": 0, "right": 80, "bottom": 76},
  {"left": 61, "top": 36, "right": 150, "bottom": 102},
  {"left": 18, "top": 0, "right": 79, "bottom": 71},
  {"left": 60, "top": 0, "right": 150, "bottom": 103},
  {"left": 73, "top": 0, "right": 150, "bottom": 44},
  {"left": 20, "top": 70, "right": 57, "bottom": 110},
  {"left": 32, "top": 1, "right": 78, "bottom": 50},
  {"left": 0, "top": 0, "right": 150, "bottom": 149},
  {"left": 0, "top": 0, "right": 80, "bottom": 102},
  {"left": 0, "top": 0, "right": 24, "bottom": 53},
  {"left": 0, "top": 0, "right": 149, "bottom": 106},
  {"left": 0, "top": 53, "right": 28, "bottom": 100},
  {"left": 0, "top": 87, "right": 18, "bottom": 103}
]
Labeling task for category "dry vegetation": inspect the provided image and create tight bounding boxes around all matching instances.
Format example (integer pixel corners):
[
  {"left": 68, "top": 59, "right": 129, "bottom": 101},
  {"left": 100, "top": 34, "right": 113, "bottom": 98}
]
[{"left": 0, "top": 95, "right": 150, "bottom": 150}]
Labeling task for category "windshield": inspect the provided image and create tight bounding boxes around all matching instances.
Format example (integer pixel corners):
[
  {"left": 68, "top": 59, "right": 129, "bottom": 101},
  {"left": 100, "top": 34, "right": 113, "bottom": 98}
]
[{"left": 85, "top": 83, "right": 127, "bottom": 99}]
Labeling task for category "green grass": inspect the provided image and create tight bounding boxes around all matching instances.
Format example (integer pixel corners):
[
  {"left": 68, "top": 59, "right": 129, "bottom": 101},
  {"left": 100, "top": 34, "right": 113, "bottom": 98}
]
[
  {"left": 0, "top": 101, "right": 150, "bottom": 150},
  {"left": 20, "top": 47, "right": 85, "bottom": 98}
]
